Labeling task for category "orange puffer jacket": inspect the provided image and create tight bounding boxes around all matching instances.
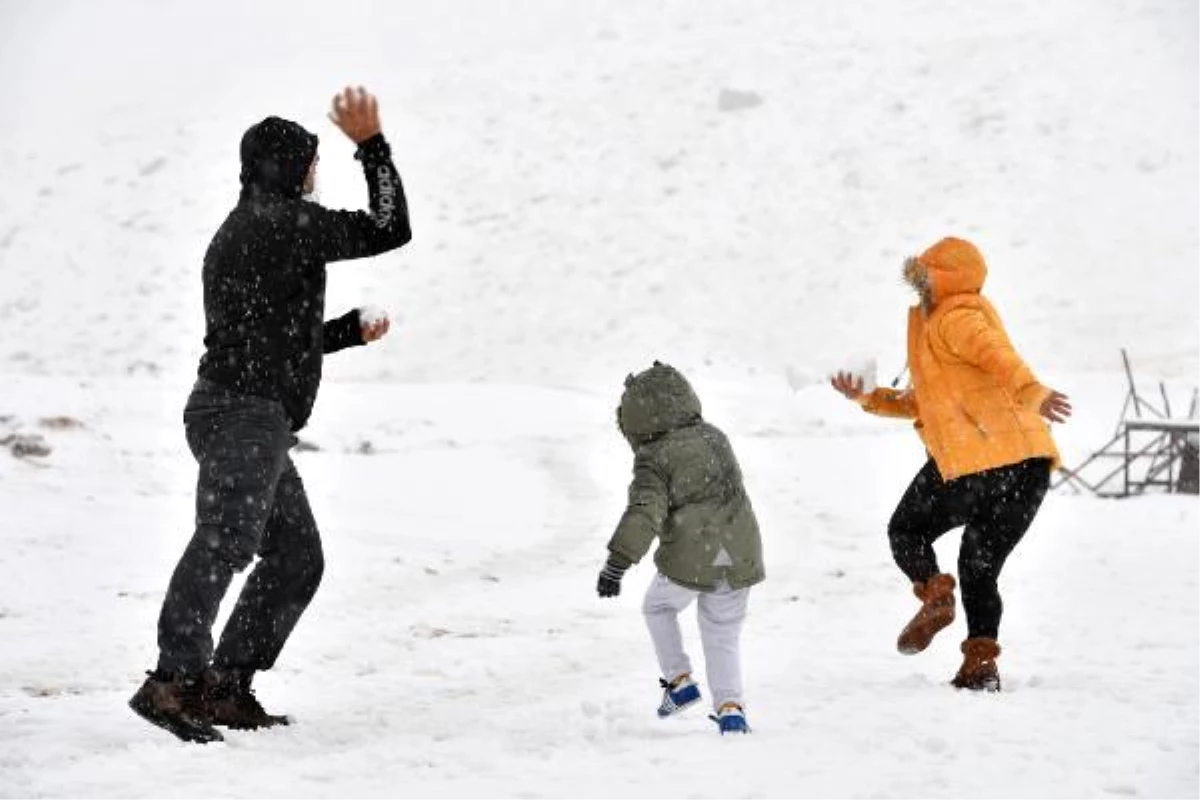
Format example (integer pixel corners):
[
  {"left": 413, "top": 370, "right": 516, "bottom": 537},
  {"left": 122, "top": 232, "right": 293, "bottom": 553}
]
[{"left": 859, "top": 237, "right": 1060, "bottom": 480}]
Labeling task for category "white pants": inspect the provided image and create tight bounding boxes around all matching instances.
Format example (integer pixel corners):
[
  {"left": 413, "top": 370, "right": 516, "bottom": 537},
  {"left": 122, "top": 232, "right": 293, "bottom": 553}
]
[{"left": 642, "top": 573, "right": 750, "bottom": 711}]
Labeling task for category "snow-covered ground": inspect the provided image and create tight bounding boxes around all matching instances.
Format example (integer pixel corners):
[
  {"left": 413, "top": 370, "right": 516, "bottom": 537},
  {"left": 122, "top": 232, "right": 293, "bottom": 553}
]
[
  {"left": 0, "top": 0, "right": 1196, "bottom": 797},
  {"left": 0, "top": 374, "right": 1196, "bottom": 797}
]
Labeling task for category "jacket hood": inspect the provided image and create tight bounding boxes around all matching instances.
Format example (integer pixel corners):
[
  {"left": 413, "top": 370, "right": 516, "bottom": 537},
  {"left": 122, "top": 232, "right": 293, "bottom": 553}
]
[
  {"left": 917, "top": 237, "right": 988, "bottom": 304},
  {"left": 239, "top": 116, "right": 318, "bottom": 199},
  {"left": 617, "top": 361, "right": 702, "bottom": 445}
]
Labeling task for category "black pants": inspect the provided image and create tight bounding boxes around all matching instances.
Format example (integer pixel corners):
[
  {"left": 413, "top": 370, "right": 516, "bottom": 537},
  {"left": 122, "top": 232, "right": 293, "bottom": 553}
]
[
  {"left": 887, "top": 457, "right": 1050, "bottom": 640},
  {"left": 156, "top": 380, "right": 324, "bottom": 676}
]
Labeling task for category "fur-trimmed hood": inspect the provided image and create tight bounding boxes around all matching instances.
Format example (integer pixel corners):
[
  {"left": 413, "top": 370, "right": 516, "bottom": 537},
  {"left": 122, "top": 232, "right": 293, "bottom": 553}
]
[{"left": 916, "top": 236, "right": 988, "bottom": 305}]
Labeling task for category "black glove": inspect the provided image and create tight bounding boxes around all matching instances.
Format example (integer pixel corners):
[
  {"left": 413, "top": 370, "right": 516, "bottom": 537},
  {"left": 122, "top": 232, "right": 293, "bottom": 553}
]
[{"left": 596, "top": 557, "right": 629, "bottom": 598}]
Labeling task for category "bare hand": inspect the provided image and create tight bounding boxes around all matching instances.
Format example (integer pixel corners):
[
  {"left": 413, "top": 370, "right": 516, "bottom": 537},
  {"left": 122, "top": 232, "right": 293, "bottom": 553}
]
[
  {"left": 361, "top": 316, "right": 390, "bottom": 343},
  {"left": 328, "top": 86, "right": 381, "bottom": 144},
  {"left": 831, "top": 371, "right": 866, "bottom": 401},
  {"left": 1040, "top": 389, "right": 1072, "bottom": 423}
]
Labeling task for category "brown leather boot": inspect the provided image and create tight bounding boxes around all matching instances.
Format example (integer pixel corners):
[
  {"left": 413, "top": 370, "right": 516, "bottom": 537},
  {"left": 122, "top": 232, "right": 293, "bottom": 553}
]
[
  {"left": 952, "top": 638, "right": 1002, "bottom": 692},
  {"left": 203, "top": 668, "right": 290, "bottom": 730},
  {"left": 129, "top": 670, "right": 224, "bottom": 743},
  {"left": 896, "top": 573, "right": 956, "bottom": 654}
]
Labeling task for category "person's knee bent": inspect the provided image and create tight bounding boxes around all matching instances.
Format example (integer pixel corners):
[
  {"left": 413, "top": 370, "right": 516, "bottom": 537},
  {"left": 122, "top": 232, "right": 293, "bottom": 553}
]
[
  {"left": 887, "top": 511, "right": 930, "bottom": 577},
  {"left": 886, "top": 507, "right": 909, "bottom": 549},
  {"left": 193, "top": 522, "right": 260, "bottom": 572}
]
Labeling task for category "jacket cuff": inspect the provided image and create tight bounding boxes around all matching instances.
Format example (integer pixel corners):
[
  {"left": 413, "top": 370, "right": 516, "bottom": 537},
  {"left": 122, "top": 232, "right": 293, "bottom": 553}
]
[
  {"left": 856, "top": 389, "right": 878, "bottom": 411},
  {"left": 1014, "top": 382, "right": 1051, "bottom": 411},
  {"left": 324, "top": 309, "right": 365, "bottom": 352},
  {"left": 606, "top": 549, "right": 635, "bottom": 569},
  {"left": 354, "top": 133, "right": 389, "bottom": 161}
]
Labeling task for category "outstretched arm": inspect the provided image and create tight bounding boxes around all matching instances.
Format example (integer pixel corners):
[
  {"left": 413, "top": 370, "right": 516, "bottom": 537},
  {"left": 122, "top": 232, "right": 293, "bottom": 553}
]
[
  {"left": 831, "top": 371, "right": 918, "bottom": 419},
  {"left": 308, "top": 87, "right": 412, "bottom": 262},
  {"left": 938, "top": 308, "right": 1071, "bottom": 422},
  {"left": 860, "top": 387, "right": 919, "bottom": 418}
]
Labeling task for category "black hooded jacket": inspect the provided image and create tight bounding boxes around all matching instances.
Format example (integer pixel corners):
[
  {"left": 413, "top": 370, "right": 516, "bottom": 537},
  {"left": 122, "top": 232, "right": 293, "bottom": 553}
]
[{"left": 197, "top": 116, "right": 411, "bottom": 430}]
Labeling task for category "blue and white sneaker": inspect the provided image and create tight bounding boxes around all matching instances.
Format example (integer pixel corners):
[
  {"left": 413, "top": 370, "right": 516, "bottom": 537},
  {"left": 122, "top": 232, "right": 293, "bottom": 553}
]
[
  {"left": 656, "top": 675, "right": 701, "bottom": 718},
  {"left": 709, "top": 703, "right": 750, "bottom": 734}
]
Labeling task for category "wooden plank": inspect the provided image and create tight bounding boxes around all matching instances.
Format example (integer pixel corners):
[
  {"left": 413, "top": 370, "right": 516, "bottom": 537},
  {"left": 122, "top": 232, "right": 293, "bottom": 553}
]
[{"left": 1124, "top": 420, "right": 1199, "bottom": 433}]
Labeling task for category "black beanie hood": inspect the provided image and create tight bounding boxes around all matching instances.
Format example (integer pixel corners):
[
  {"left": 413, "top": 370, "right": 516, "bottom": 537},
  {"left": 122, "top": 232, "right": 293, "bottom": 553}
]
[{"left": 239, "top": 116, "right": 318, "bottom": 198}]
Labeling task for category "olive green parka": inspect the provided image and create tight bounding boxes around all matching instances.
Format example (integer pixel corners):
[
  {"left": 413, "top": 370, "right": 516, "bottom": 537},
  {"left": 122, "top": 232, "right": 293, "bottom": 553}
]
[{"left": 607, "top": 363, "right": 764, "bottom": 591}]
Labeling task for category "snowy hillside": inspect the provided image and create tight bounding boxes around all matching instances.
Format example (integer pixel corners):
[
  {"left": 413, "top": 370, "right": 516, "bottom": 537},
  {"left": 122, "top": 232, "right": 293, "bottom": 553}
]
[
  {"left": 0, "top": 0, "right": 1196, "bottom": 797},
  {"left": 0, "top": 0, "right": 1195, "bottom": 386}
]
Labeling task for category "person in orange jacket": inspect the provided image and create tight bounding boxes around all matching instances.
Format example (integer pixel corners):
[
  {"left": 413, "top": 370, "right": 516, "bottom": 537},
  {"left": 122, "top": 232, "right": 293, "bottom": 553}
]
[{"left": 831, "top": 237, "right": 1071, "bottom": 691}]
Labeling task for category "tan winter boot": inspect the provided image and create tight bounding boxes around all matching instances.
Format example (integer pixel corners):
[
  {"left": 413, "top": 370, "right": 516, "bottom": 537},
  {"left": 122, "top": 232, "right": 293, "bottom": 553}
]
[
  {"left": 896, "top": 573, "right": 957, "bottom": 654},
  {"left": 952, "top": 638, "right": 1002, "bottom": 692}
]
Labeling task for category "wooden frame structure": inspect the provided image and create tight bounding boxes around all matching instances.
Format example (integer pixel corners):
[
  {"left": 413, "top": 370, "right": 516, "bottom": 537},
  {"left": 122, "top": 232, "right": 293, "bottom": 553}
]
[{"left": 1053, "top": 350, "right": 1198, "bottom": 497}]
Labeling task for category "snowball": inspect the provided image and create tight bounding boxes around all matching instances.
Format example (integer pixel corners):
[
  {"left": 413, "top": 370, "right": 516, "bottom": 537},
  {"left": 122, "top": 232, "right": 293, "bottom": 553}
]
[
  {"left": 831, "top": 355, "right": 878, "bottom": 393},
  {"left": 359, "top": 305, "right": 389, "bottom": 326}
]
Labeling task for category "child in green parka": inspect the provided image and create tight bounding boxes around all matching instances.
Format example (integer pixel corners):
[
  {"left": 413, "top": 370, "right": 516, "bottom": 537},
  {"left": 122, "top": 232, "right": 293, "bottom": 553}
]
[{"left": 596, "top": 362, "right": 764, "bottom": 734}]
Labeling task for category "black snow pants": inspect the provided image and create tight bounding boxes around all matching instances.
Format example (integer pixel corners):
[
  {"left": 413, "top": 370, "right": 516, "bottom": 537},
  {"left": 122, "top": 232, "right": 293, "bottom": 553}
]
[
  {"left": 156, "top": 379, "right": 324, "bottom": 676},
  {"left": 887, "top": 457, "right": 1051, "bottom": 640}
]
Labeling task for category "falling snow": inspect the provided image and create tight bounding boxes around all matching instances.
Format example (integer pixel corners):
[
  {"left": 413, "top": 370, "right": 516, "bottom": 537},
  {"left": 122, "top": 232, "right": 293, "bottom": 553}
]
[{"left": 0, "top": 0, "right": 1196, "bottom": 797}]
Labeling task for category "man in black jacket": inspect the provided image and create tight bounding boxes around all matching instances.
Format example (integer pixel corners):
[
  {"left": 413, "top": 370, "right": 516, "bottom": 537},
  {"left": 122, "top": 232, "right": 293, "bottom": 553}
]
[{"left": 130, "top": 87, "right": 411, "bottom": 743}]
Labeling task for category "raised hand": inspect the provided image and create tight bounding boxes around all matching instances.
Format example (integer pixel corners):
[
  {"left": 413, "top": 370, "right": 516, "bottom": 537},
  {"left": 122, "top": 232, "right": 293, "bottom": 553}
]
[
  {"left": 831, "top": 371, "right": 866, "bottom": 401},
  {"left": 1040, "top": 389, "right": 1073, "bottom": 423},
  {"left": 328, "top": 86, "right": 381, "bottom": 144}
]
